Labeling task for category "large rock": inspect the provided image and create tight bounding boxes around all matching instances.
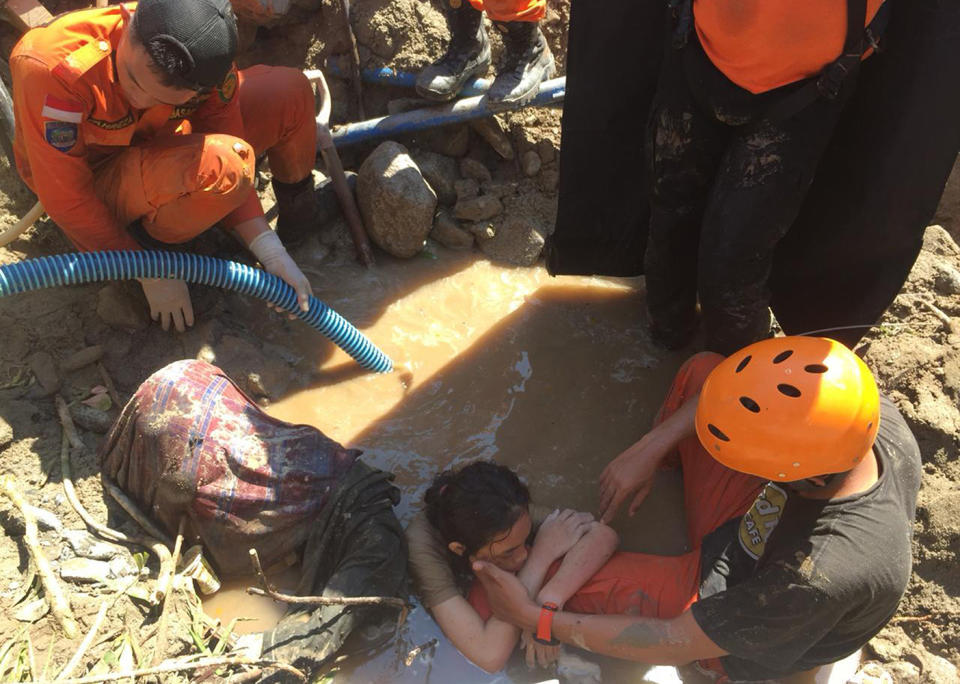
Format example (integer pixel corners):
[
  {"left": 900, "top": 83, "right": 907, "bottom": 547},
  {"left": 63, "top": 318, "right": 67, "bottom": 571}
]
[
  {"left": 413, "top": 150, "right": 458, "bottom": 206},
  {"left": 479, "top": 217, "right": 546, "bottom": 266},
  {"left": 358, "top": 141, "right": 437, "bottom": 258},
  {"left": 27, "top": 351, "right": 60, "bottom": 396},
  {"left": 420, "top": 124, "right": 470, "bottom": 158},
  {"left": 0, "top": 415, "right": 12, "bottom": 450},
  {"left": 453, "top": 195, "right": 503, "bottom": 221},
  {"left": 470, "top": 117, "right": 515, "bottom": 160},
  {"left": 459, "top": 157, "right": 493, "bottom": 183},
  {"left": 430, "top": 212, "right": 475, "bottom": 251}
]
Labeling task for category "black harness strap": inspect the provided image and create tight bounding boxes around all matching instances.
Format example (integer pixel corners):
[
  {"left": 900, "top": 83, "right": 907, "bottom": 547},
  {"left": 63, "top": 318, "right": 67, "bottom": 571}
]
[{"left": 764, "top": 0, "right": 884, "bottom": 121}]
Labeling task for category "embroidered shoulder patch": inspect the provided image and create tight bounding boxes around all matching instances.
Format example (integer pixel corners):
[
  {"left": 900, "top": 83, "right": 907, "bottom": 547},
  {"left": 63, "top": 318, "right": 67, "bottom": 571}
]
[
  {"left": 737, "top": 482, "right": 788, "bottom": 560},
  {"left": 217, "top": 71, "right": 237, "bottom": 103},
  {"left": 41, "top": 95, "right": 83, "bottom": 123},
  {"left": 87, "top": 113, "right": 134, "bottom": 130},
  {"left": 45, "top": 121, "right": 78, "bottom": 152}
]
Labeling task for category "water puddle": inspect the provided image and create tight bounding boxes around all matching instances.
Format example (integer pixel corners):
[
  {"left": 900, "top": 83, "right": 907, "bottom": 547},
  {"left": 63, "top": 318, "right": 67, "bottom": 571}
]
[{"left": 203, "top": 251, "right": 693, "bottom": 681}]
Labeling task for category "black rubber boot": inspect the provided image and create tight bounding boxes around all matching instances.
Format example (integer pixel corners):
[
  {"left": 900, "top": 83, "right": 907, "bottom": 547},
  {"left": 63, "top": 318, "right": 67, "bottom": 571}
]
[
  {"left": 416, "top": 2, "right": 491, "bottom": 102},
  {"left": 488, "top": 21, "right": 555, "bottom": 105},
  {"left": 273, "top": 173, "right": 354, "bottom": 247}
]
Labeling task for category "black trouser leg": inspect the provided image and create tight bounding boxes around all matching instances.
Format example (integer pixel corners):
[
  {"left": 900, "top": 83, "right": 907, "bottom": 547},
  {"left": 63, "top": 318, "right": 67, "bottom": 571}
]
[
  {"left": 644, "top": 49, "right": 728, "bottom": 347},
  {"left": 699, "top": 100, "right": 849, "bottom": 355}
]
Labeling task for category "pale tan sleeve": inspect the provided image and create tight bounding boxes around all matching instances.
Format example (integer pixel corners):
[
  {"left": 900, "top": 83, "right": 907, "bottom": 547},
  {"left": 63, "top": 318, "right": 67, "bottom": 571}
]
[{"left": 405, "top": 512, "right": 462, "bottom": 609}]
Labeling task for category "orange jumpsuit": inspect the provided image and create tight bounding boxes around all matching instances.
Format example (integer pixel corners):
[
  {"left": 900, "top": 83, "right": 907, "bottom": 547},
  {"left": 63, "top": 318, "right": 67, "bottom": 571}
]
[
  {"left": 11, "top": 4, "right": 317, "bottom": 252},
  {"left": 465, "top": 0, "right": 545, "bottom": 23}
]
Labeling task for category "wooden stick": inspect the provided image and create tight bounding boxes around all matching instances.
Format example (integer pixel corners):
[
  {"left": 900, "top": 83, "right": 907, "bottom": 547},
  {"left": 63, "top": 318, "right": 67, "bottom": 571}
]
[
  {"left": 101, "top": 480, "right": 173, "bottom": 546},
  {"left": 150, "top": 518, "right": 185, "bottom": 666},
  {"left": 52, "top": 655, "right": 306, "bottom": 683},
  {"left": 55, "top": 395, "right": 85, "bottom": 450},
  {"left": 96, "top": 362, "right": 122, "bottom": 410},
  {"left": 56, "top": 602, "right": 110, "bottom": 681},
  {"left": 338, "top": 0, "right": 364, "bottom": 119},
  {"left": 55, "top": 406, "right": 172, "bottom": 604},
  {"left": 247, "top": 549, "right": 409, "bottom": 625},
  {"left": 404, "top": 638, "right": 438, "bottom": 667},
  {"left": 0, "top": 475, "right": 80, "bottom": 638}
]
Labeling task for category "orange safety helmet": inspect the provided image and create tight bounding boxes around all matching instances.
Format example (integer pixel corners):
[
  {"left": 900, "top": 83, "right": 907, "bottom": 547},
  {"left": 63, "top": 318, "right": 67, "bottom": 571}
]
[{"left": 695, "top": 336, "right": 880, "bottom": 481}]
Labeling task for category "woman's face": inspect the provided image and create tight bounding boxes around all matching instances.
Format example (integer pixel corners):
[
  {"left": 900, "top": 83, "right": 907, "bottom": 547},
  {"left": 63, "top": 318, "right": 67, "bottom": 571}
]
[{"left": 469, "top": 511, "right": 532, "bottom": 573}]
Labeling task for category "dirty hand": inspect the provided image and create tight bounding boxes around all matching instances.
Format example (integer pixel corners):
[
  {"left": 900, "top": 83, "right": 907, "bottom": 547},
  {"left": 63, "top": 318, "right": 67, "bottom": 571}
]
[
  {"left": 521, "top": 629, "right": 560, "bottom": 669},
  {"left": 472, "top": 560, "right": 539, "bottom": 630},
  {"left": 532, "top": 509, "right": 595, "bottom": 561},
  {"left": 247, "top": 230, "right": 313, "bottom": 314},
  {"left": 138, "top": 278, "right": 194, "bottom": 333},
  {"left": 598, "top": 431, "right": 673, "bottom": 523}
]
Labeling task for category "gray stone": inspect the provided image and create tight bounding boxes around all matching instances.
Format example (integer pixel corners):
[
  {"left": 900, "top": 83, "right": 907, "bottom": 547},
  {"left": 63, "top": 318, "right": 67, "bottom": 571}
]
[
  {"left": 60, "top": 345, "right": 104, "bottom": 373},
  {"left": 539, "top": 168, "right": 560, "bottom": 192},
  {"left": 459, "top": 157, "right": 493, "bottom": 183},
  {"left": 481, "top": 180, "right": 519, "bottom": 200},
  {"left": 358, "top": 141, "right": 437, "bottom": 258},
  {"left": 521, "top": 150, "right": 542, "bottom": 177},
  {"left": 413, "top": 150, "right": 459, "bottom": 206},
  {"left": 923, "top": 224, "right": 960, "bottom": 256},
  {"left": 14, "top": 598, "right": 49, "bottom": 623},
  {"left": 63, "top": 529, "right": 123, "bottom": 561},
  {"left": 70, "top": 404, "right": 114, "bottom": 434},
  {"left": 934, "top": 262, "right": 960, "bottom": 295},
  {"left": 881, "top": 661, "right": 919, "bottom": 684},
  {"left": 479, "top": 217, "right": 546, "bottom": 266},
  {"left": 27, "top": 351, "right": 60, "bottom": 396},
  {"left": 454, "top": 178, "right": 480, "bottom": 203},
  {"left": 430, "top": 212, "right": 475, "bottom": 251},
  {"left": 60, "top": 557, "right": 114, "bottom": 584},
  {"left": 453, "top": 195, "right": 503, "bottom": 222},
  {"left": 0, "top": 415, "right": 12, "bottom": 450},
  {"left": 97, "top": 283, "right": 149, "bottom": 331},
  {"left": 421, "top": 124, "right": 471, "bottom": 158},
  {"left": 467, "top": 222, "right": 496, "bottom": 241},
  {"left": 469, "top": 117, "right": 515, "bottom": 159},
  {"left": 27, "top": 505, "right": 62, "bottom": 533},
  {"left": 536, "top": 138, "right": 557, "bottom": 164}
]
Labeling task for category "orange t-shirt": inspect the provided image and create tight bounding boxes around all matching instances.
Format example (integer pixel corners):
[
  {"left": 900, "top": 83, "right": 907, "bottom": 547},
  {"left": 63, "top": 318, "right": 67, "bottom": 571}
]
[{"left": 694, "top": 0, "right": 885, "bottom": 94}]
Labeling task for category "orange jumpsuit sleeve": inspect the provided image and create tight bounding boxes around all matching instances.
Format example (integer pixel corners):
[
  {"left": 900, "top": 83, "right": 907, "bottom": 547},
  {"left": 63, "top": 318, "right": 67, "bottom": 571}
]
[
  {"left": 189, "top": 67, "right": 263, "bottom": 229},
  {"left": 11, "top": 55, "right": 139, "bottom": 251}
]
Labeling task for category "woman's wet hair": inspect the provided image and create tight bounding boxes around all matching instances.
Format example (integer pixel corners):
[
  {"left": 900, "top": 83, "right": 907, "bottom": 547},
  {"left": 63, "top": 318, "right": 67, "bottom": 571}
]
[{"left": 424, "top": 460, "right": 530, "bottom": 558}]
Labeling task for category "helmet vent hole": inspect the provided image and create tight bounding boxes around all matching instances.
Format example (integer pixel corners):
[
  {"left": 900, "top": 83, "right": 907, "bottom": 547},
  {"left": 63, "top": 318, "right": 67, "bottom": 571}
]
[
  {"left": 707, "top": 424, "right": 730, "bottom": 441},
  {"left": 773, "top": 350, "right": 794, "bottom": 364},
  {"left": 739, "top": 396, "right": 760, "bottom": 413},
  {"left": 804, "top": 364, "right": 828, "bottom": 374},
  {"left": 735, "top": 356, "right": 752, "bottom": 373},
  {"left": 777, "top": 383, "right": 802, "bottom": 398}
]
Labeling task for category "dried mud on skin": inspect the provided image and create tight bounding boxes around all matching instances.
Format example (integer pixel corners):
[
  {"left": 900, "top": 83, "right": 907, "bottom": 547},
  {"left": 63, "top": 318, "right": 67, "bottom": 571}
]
[{"left": 0, "top": 0, "right": 958, "bottom": 681}]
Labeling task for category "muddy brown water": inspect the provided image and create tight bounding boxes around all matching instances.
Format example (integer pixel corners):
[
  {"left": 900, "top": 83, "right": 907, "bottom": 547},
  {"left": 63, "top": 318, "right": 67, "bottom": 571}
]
[{"left": 202, "top": 251, "right": 694, "bottom": 682}]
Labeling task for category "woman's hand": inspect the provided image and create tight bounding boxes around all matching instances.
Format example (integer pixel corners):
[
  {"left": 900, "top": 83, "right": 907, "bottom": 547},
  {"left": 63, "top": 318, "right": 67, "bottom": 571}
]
[
  {"left": 521, "top": 629, "right": 560, "bottom": 669},
  {"left": 531, "top": 509, "right": 594, "bottom": 562}
]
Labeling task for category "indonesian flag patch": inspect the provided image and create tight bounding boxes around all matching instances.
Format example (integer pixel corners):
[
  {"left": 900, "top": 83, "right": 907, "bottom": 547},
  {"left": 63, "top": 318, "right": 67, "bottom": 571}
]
[{"left": 41, "top": 95, "right": 83, "bottom": 123}]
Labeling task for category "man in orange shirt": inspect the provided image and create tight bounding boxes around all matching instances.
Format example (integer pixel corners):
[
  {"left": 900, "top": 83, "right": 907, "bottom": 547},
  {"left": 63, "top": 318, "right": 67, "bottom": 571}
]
[
  {"left": 11, "top": 0, "right": 334, "bottom": 332},
  {"left": 415, "top": 0, "right": 554, "bottom": 105},
  {"left": 644, "top": 0, "right": 887, "bottom": 355}
]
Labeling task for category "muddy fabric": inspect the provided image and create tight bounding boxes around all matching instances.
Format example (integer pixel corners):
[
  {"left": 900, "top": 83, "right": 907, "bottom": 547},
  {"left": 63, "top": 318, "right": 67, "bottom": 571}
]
[
  {"left": 98, "top": 359, "right": 359, "bottom": 577},
  {"left": 644, "top": 28, "right": 854, "bottom": 354},
  {"left": 261, "top": 459, "right": 408, "bottom": 676},
  {"left": 551, "top": 0, "right": 960, "bottom": 349},
  {"left": 693, "top": 397, "right": 922, "bottom": 680}
]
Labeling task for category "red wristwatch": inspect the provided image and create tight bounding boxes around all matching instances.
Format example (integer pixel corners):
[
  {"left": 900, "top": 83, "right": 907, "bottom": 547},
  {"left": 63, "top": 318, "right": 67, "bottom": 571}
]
[{"left": 534, "top": 601, "right": 560, "bottom": 645}]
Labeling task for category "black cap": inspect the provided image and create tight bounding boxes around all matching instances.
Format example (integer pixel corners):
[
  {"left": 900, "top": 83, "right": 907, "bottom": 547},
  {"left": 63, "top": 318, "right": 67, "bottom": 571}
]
[{"left": 133, "top": 0, "right": 239, "bottom": 88}]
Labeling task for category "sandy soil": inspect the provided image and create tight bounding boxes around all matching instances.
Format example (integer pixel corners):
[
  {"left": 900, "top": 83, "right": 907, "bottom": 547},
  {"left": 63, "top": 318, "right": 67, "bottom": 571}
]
[{"left": 0, "top": 1, "right": 958, "bottom": 681}]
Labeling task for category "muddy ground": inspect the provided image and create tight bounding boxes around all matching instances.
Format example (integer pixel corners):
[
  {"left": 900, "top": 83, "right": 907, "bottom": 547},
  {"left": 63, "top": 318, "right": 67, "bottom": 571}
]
[{"left": 0, "top": 0, "right": 958, "bottom": 681}]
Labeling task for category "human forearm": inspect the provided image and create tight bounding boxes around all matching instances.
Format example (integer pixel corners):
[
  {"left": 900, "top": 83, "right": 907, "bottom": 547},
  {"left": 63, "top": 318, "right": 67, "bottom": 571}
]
[
  {"left": 516, "top": 545, "right": 556, "bottom": 599},
  {"left": 537, "top": 524, "right": 619, "bottom": 606},
  {"left": 510, "top": 606, "right": 724, "bottom": 665}
]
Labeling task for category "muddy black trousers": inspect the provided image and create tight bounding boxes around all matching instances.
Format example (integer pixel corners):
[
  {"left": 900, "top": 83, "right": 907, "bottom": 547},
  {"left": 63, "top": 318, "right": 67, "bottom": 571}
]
[{"left": 643, "top": 32, "right": 855, "bottom": 355}]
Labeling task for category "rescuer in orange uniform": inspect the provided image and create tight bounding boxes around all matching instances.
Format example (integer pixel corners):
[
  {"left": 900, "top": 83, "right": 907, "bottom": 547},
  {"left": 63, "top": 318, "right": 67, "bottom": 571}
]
[
  {"left": 11, "top": 0, "right": 330, "bottom": 332},
  {"left": 416, "top": 0, "right": 554, "bottom": 105}
]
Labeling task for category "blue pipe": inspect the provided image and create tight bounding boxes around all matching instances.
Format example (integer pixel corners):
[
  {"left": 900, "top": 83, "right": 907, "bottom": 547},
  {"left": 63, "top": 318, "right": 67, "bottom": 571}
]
[
  {"left": 331, "top": 77, "right": 565, "bottom": 147},
  {"left": 0, "top": 251, "right": 393, "bottom": 373},
  {"left": 324, "top": 59, "right": 493, "bottom": 97}
]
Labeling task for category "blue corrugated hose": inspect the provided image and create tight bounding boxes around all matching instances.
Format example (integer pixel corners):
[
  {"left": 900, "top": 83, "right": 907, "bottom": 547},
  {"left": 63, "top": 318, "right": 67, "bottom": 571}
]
[{"left": 0, "top": 250, "right": 393, "bottom": 373}]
